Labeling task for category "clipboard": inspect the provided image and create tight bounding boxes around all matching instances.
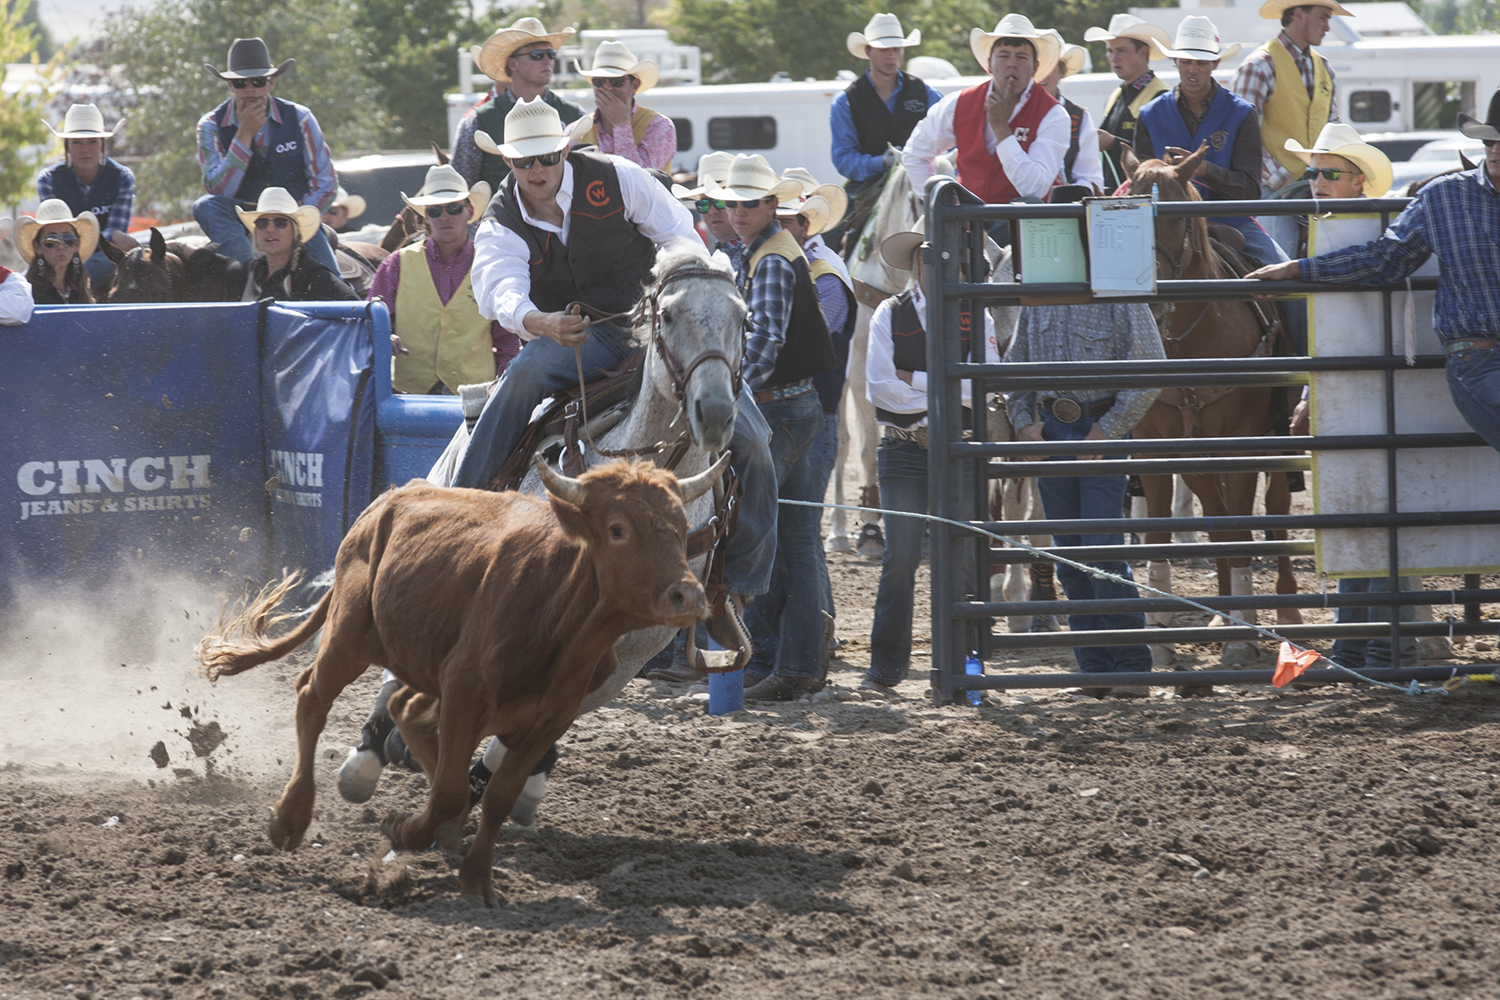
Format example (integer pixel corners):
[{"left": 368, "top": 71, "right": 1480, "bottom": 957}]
[{"left": 1086, "top": 196, "right": 1156, "bottom": 297}]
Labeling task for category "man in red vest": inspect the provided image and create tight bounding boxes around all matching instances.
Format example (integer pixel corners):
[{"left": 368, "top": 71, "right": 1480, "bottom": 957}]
[{"left": 902, "top": 13, "right": 1069, "bottom": 235}]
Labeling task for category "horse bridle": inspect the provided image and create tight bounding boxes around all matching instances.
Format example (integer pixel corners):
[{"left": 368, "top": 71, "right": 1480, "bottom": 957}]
[{"left": 1143, "top": 194, "right": 1211, "bottom": 344}]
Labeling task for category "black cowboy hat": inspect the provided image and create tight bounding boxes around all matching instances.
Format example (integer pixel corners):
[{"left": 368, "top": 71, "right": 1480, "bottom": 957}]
[
  {"left": 1457, "top": 88, "right": 1500, "bottom": 143},
  {"left": 204, "top": 38, "right": 295, "bottom": 81}
]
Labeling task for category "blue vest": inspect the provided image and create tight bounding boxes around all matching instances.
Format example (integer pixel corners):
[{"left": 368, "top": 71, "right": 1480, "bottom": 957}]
[
  {"left": 1137, "top": 85, "right": 1253, "bottom": 226},
  {"left": 42, "top": 159, "right": 126, "bottom": 236},
  {"left": 212, "top": 97, "right": 310, "bottom": 203}
]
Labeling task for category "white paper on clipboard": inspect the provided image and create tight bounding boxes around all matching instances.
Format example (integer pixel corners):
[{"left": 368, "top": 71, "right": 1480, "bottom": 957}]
[{"left": 1087, "top": 196, "right": 1156, "bottom": 297}]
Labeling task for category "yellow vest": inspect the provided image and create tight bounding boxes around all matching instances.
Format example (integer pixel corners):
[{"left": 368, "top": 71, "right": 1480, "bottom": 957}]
[
  {"left": 746, "top": 229, "right": 807, "bottom": 281},
  {"left": 392, "top": 240, "right": 495, "bottom": 395},
  {"left": 808, "top": 257, "right": 848, "bottom": 288},
  {"left": 571, "top": 106, "right": 662, "bottom": 151},
  {"left": 1105, "top": 76, "right": 1169, "bottom": 122},
  {"left": 1258, "top": 39, "right": 1333, "bottom": 178}
]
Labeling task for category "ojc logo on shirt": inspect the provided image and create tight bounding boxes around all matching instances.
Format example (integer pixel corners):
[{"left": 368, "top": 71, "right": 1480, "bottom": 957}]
[{"left": 585, "top": 180, "right": 610, "bottom": 207}]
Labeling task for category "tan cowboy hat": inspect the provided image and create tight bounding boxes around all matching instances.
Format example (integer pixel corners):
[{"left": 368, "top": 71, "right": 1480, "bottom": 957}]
[
  {"left": 1036, "top": 32, "right": 1086, "bottom": 80},
  {"left": 475, "top": 96, "right": 571, "bottom": 159},
  {"left": 1159, "top": 16, "right": 1241, "bottom": 62},
  {"left": 1457, "top": 89, "right": 1500, "bottom": 143},
  {"left": 779, "top": 167, "right": 849, "bottom": 226},
  {"left": 16, "top": 199, "right": 100, "bottom": 264},
  {"left": 235, "top": 187, "right": 322, "bottom": 243},
  {"left": 44, "top": 103, "right": 123, "bottom": 139},
  {"left": 704, "top": 154, "right": 805, "bottom": 203},
  {"left": 880, "top": 217, "right": 926, "bottom": 270},
  {"left": 575, "top": 40, "right": 659, "bottom": 93},
  {"left": 204, "top": 37, "right": 294, "bottom": 80},
  {"left": 401, "top": 164, "right": 492, "bottom": 216},
  {"left": 776, "top": 194, "right": 836, "bottom": 238},
  {"left": 473, "top": 18, "right": 575, "bottom": 84},
  {"left": 329, "top": 186, "right": 366, "bottom": 220},
  {"left": 1258, "top": 0, "right": 1355, "bottom": 19},
  {"left": 677, "top": 150, "right": 736, "bottom": 200},
  {"left": 1083, "top": 14, "right": 1170, "bottom": 60},
  {"left": 970, "top": 14, "right": 1061, "bottom": 79},
  {"left": 847, "top": 13, "right": 920, "bottom": 59},
  {"left": 1283, "top": 123, "right": 1394, "bottom": 197}
]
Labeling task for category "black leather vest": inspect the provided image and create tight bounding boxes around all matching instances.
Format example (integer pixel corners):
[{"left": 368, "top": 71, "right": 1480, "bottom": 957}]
[
  {"left": 875, "top": 291, "right": 970, "bottom": 428},
  {"left": 748, "top": 246, "right": 838, "bottom": 390},
  {"left": 846, "top": 72, "right": 930, "bottom": 155}
]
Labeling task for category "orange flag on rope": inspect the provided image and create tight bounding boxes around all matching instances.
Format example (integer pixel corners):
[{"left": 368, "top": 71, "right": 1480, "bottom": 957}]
[{"left": 1272, "top": 642, "right": 1322, "bottom": 687}]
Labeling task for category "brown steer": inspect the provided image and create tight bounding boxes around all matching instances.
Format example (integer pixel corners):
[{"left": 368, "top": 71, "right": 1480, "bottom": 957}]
[{"left": 197, "top": 455, "right": 726, "bottom": 903}]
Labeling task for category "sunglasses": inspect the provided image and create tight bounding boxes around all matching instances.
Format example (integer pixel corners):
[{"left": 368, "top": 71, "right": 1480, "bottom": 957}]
[
  {"left": 509, "top": 149, "right": 566, "bottom": 170},
  {"left": 695, "top": 198, "right": 727, "bottom": 213},
  {"left": 724, "top": 198, "right": 765, "bottom": 209},
  {"left": 254, "top": 216, "right": 293, "bottom": 231},
  {"left": 519, "top": 49, "right": 557, "bottom": 62},
  {"left": 592, "top": 76, "right": 632, "bottom": 89},
  {"left": 425, "top": 202, "right": 469, "bottom": 218},
  {"left": 229, "top": 76, "right": 270, "bottom": 89},
  {"left": 1302, "top": 167, "right": 1351, "bottom": 181},
  {"left": 38, "top": 233, "right": 80, "bottom": 249}
]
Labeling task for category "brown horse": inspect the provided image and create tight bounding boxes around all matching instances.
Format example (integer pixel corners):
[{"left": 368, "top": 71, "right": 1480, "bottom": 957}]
[
  {"left": 1124, "top": 147, "right": 1298, "bottom": 667},
  {"left": 100, "top": 228, "right": 186, "bottom": 302}
]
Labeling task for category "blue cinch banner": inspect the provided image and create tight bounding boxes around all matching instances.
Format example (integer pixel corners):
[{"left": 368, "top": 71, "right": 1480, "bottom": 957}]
[
  {"left": 260, "top": 303, "right": 376, "bottom": 575},
  {"left": 0, "top": 302, "right": 269, "bottom": 607}
]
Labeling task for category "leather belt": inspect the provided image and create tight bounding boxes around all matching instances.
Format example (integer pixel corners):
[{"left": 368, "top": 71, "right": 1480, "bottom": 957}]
[
  {"left": 882, "top": 425, "right": 928, "bottom": 449},
  {"left": 1445, "top": 339, "right": 1500, "bottom": 354},
  {"left": 1042, "top": 396, "right": 1115, "bottom": 423},
  {"left": 752, "top": 379, "right": 813, "bottom": 405}
]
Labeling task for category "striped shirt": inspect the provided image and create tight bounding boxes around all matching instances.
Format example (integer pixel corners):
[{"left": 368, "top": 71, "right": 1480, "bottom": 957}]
[
  {"left": 1231, "top": 31, "right": 1340, "bottom": 191},
  {"left": 195, "top": 98, "right": 338, "bottom": 211},
  {"left": 36, "top": 162, "right": 135, "bottom": 239},
  {"left": 1301, "top": 167, "right": 1500, "bottom": 346},
  {"left": 737, "top": 222, "right": 798, "bottom": 391}
]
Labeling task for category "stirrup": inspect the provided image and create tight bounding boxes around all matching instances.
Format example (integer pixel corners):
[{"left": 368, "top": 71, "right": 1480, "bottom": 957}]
[{"left": 689, "top": 599, "right": 753, "bottom": 673}]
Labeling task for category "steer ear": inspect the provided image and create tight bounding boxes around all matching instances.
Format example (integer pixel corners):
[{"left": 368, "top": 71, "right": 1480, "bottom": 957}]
[{"left": 676, "top": 452, "right": 732, "bottom": 503}]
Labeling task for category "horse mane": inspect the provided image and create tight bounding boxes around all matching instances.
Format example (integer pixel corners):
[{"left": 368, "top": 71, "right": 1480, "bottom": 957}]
[
  {"left": 1129, "top": 158, "right": 1219, "bottom": 280},
  {"left": 651, "top": 238, "right": 730, "bottom": 281}
]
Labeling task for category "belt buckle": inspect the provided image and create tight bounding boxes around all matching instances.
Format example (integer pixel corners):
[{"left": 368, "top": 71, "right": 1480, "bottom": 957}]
[{"left": 1051, "top": 398, "right": 1083, "bottom": 423}]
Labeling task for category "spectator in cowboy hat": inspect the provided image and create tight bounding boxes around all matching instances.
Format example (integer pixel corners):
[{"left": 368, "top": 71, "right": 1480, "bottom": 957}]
[
  {"left": 15, "top": 199, "right": 99, "bottom": 305},
  {"left": 235, "top": 187, "right": 356, "bottom": 302},
  {"left": 321, "top": 186, "right": 366, "bottom": 233},
  {"left": 193, "top": 37, "right": 342, "bottom": 277},
  {"left": 35, "top": 103, "right": 137, "bottom": 288},
  {"left": 453, "top": 17, "right": 583, "bottom": 191},
  {"left": 673, "top": 151, "right": 742, "bottom": 267},
  {"left": 1280, "top": 122, "right": 1392, "bottom": 258},
  {"left": 1085, "top": 14, "right": 1171, "bottom": 188},
  {"left": 902, "top": 14, "right": 1069, "bottom": 241},
  {"left": 568, "top": 40, "right": 676, "bottom": 171},
  {"left": 0, "top": 218, "right": 37, "bottom": 325},
  {"left": 367, "top": 165, "right": 518, "bottom": 393},
  {"left": 1035, "top": 32, "right": 1105, "bottom": 194}
]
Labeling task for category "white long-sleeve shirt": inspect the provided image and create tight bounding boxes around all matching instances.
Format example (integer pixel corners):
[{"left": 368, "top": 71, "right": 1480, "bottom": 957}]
[
  {"left": 0, "top": 270, "right": 34, "bottom": 326},
  {"left": 903, "top": 80, "right": 1069, "bottom": 202},
  {"left": 471, "top": 155, "right": 698, "bottom": 337},
  {"left": 866, "top": 284, "right": 999, "bottom": 427}
]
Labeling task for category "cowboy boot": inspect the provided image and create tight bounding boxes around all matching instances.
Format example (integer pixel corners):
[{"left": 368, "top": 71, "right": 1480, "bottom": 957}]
[{"left": 1028, "top": 562, "right": 1060, "bottom": 632}]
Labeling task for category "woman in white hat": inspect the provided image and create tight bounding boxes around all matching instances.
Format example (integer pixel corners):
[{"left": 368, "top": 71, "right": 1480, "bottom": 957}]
[
  {"left": 455, "top": 18, "right": 584, "bottom": 191},
  {"left": 321, "top": 186, "right": 367, "bottom": 233},
  {"left": 831, "top": 13, "right": 942, "bottom": 191},
  {"left": 35, "top": 104, "right": 136, "bottom": 287},
  {"left": 236, "top": 187, "right": 357, "bottom": 302},
  {"left": 0, "top": 218, "right": 37, "bottom": 326},
  {"left": 568, "top": 40, "right": 676, "bottom": 171},
  {"left": 1034, "top": 33, "right": 1105, "bottom": 194},
  {"left": 15, "top": 200, "right": 101, "bottom": 305},
  {"left": 1084, "top": 14, "right": 1171, "bottom": 183}
]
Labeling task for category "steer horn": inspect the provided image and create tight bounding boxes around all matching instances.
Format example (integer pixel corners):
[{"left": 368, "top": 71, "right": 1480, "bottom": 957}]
[
  {"left": 676, "top": 452, "right": 733, "bottom": 503},
  {"left": 534, "top": 455, "right": 587, "bottom": 506}
]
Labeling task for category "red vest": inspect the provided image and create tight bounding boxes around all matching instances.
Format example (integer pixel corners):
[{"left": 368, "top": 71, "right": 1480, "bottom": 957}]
[
  {"left": 953, "top": 82, "right": 1058, "bottom": 204},
  {"left": 0, "top": 266, "right": 11, "bottom": 282}
]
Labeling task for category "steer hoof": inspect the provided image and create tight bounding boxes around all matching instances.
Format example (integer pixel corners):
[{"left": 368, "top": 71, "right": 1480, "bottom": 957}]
[
  {"left": 268, "top": 807, "right": 303, "bottom": 852},
  {"left": 380, "top": 811, "right": 412, "bottom": 848},
  {"left": 336, "top": 748, "right": 384, "bottom": 804},
  {"left": 1220, "top": 642, "right": 1262, "bottom": 667}
]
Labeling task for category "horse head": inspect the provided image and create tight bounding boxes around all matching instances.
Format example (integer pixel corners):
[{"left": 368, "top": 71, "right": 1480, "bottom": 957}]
[
  {"left": 1124, "top": 151, "right": 1213, "bottom": 282},
  {"left": 106, "top": 228, "right": 183, "bottom": 303}
]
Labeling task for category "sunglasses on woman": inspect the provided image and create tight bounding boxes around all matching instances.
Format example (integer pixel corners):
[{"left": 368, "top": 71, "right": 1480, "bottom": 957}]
[
  {"left": 254, "top": 216, "right": 293, "bottom": 230},
  {"left": 509, "top": 149, "right": 566, "bottom": 170},
  {"left": 695, "top": 198, "right": 727, "bottom": 213},
  {"left": 1302, "top": 167, "right": 1350, "bottom": 181},
  {"left": 592, "top": 76, "right": 632, "bottom": 89},
  {"left": 229, "top": 76, "right": 270, "bottom": 89},
  {"left": 425, "top": 202, "right": 469, "bottom": 218},
  {"left": 38, "top": 233, "right": 80, "bottom": 249}
]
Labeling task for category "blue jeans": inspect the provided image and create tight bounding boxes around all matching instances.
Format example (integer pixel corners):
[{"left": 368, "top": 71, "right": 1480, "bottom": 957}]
[
  {"left": 1035, "top": 413, "right": 1152, "bottom": 674},
  {"left": 813, "top": 409, "right": 840, "bottom": 617},
  {"left": 192, "top": 193, "right": 338, "bottom": 274},
  {"left": 1330, "top": 576, "right": 1419, "bottom": 669},
  {"left": 742, "top": 389, "right": 825, "bottom": 680},
  {"left": 1229, "top": 217, "right": 1290, "bottom": 269},
  {"left": 866, "top": 437, "right": 976, "bottom": 685},
  {"left": 1446, "top": 347, "right": 1500, "bottom": 455},
  {"left": 84, "top": 248, "right": 115, "bottom": 289}
]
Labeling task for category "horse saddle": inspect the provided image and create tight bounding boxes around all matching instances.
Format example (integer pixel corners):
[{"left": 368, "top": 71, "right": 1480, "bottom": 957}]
[{"left": 1208, "top": 234, "right": 1287, "bottom": 349}]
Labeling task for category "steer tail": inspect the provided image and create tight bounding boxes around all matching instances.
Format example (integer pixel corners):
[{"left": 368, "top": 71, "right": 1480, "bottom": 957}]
[{"left": 196, "top": 572, "right": 331, "bottom": 681}]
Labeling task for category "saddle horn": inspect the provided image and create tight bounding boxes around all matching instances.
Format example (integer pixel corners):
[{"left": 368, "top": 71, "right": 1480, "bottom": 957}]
[{"left": 675, "top": 452, "right": 732, "bottom": 503}]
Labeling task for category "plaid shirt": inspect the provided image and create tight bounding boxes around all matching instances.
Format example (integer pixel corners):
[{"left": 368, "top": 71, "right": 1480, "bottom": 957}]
[
  {"left": 1232, "top": 31, "right": 1340, "bottom": 191},
  {"left": 451, "top": 86, "right": 501, "bottom": 186},
  {"left": 1301, "top": 168, "right": 1500, "bottom": 345},
  {"left": 36, "top": 161, "right": 136, "bottom": 239},
  {"left": 195, "top": 98, "right": 338, "bottom": 211},
  {"left": 737, "top": 222, "right": 797, "bottom": 391}
]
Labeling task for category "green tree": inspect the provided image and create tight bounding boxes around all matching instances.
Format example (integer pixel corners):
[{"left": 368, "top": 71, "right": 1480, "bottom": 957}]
[
  {"left": 0, "top": 0, "right": 57, "bottom": 209},
  {"left": 354, "top": 0, "right": 476, "bottom": 148},
  {"left": 90, "top": 0, "right": 388, "bottom": 219}
]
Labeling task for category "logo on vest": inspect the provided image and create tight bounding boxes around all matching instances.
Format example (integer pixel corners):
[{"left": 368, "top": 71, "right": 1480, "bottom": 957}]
[
  {"left": 274, "top": 140, "right": 299, "bottom": 154},
  {"left": 902, "top": 99, "right": 926, "bottom": 113},
  {"left": 1013, "top": 126, "right": 1031, "bottom": 143},
  {"left": 585, "top": 180, "right": 610, "bottom": 207},
  {"left": 1209, "top": 130, "right": 1229, "bottom": 151}
]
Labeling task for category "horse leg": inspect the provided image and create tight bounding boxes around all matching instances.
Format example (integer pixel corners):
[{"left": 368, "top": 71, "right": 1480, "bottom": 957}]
[
  {"left": 1264, "top": 471, "right": 1303, "bottom": 624},
  {"left": 1213, "top": 472, "right": 1262, "bottom": 666},
  {"left": 847, "top": 303, "right": 884, "bottom": 556},
  {"left": 826, "top": 378, "right": 856, "bottom": 553},
  {"left": 1140, "top": 473, "right": 1177, "bottom": 667},
  {"left": 459, "top": 737, "right": 557, "bottom": 905},
  {"left": 1023, "top": 478, "right": 1060, "bottom": 632},
  {"left": 1173, "top": 475, "right": 1204, "bottom": 549},
  {"left": 991, "top": 478, "right": 1028, "bottom": 631}
]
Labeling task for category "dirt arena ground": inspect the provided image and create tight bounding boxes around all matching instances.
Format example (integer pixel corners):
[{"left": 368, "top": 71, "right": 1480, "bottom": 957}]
[{"left": 4, "top": 506, "right": 1499, "bottom": 1000}]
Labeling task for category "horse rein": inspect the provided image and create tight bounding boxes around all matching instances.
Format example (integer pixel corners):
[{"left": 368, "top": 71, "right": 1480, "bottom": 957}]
[{"left": 1150, "top": 210, "right": 1213, "bottom": 344}]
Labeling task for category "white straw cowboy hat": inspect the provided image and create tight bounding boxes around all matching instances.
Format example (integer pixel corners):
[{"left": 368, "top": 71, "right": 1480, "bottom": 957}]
[
  {"left": 776, "top": 194, "right": 836, "bottom": 237},
  {"left": 1259, "top": 0, "right": 1355, "bottom": 18},
  {"left": 1083, "top": 14, "right": 1171, "bottom": 60},
  {"left": 880, "top": 217, "right": 926, "bottom": 270},
  {"left": 204, "top": 37, "right": 294, "bottom": 80},
  {"left": 474, "top": 96, "right": 571, "bottom": 159},
  {"left": 1284, "top": 122, "right": 1394, "bottom": 197},
  {"left": 235, "top": 187, "right": 322, "bottom": 243},
  {"left": 16, "top": 199, "right": 100, "bottom": 264},
  {"left": 847, "top": 13, "right": 920, "bottom": 59},
  {"left": 401, "top": 164, "right": 493, "bottom": 217},
  {"left": 45, "top": 103, "right": 123, "bottom": 139},
  {"left": 329, "top": 186, "right": 366, "bottom": 220},
  {"left": 1159, "top": 17, "right": 1241, "bottom": 62},
  {"left": 575, "top": 40, "right": 659, "bottom": 93},
  {"left": 473, "top": 18, "right": 575, "bottom": 84},
  {"left": 676, "top": 150, "right": 737, "bottom": 200},
  {"left": 779, "top": 167, "right": 849, "bottom": 227},
  {"left": 704, "top": 154, "right": 805, "bottom": 203},
  {"left": 1035, "top": 32, "right": 1086, "bottom": 80},
  {"left": 970, "top": 14, "right": 1061, "bottom": 79}
]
